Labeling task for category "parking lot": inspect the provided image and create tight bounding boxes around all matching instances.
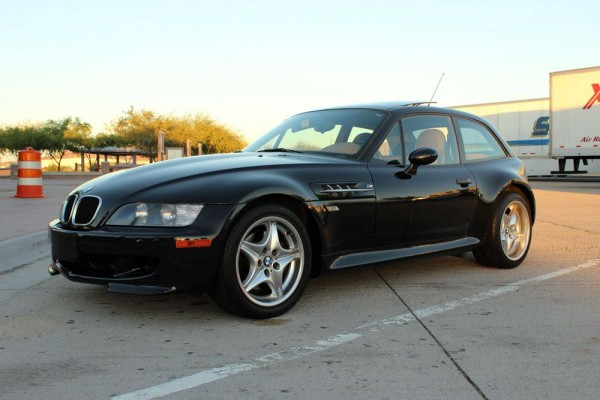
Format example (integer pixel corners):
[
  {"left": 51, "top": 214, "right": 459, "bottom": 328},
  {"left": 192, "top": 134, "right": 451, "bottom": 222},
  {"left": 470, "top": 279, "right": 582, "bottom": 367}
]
[{"left": 1, "top": 178, "right": 599, "bottom": 400}]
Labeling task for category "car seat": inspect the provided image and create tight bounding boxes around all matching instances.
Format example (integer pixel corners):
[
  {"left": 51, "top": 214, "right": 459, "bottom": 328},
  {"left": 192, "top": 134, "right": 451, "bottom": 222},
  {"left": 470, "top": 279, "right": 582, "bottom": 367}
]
[
  {"left": 352, "top": 132, "right": 372, "bottom": 147},
  {"left": 415, "top": 129, "right": 446, "bottom": 164}
]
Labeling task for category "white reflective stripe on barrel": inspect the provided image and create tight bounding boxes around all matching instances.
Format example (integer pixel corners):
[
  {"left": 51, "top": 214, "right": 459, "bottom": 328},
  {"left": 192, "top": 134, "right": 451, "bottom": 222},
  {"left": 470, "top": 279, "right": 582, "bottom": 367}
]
[
  {"left": 18, "top": 161, "right": 42, "bottom": 169},
  {"left": 17, "top": 177, "right": 43, "bottom": 185}
]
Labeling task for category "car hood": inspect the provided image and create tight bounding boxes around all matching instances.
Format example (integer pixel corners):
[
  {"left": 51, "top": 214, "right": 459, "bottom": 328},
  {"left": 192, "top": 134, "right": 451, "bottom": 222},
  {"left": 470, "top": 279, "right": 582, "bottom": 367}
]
[{"left": 73, "top": 152, "right": 358, "bottom": 201}]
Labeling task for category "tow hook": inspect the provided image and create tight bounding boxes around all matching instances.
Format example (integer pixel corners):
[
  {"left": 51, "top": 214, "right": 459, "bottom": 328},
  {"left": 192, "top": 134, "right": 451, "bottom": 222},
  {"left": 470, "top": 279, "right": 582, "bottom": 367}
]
[{"left": 48, "top": 262, "right": 60, "bottom": 276}]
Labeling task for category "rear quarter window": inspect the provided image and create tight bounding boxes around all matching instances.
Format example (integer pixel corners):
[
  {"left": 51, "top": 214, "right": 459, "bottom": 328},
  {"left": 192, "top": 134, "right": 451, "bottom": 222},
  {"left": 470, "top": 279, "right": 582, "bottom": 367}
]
[{"left": 456, "top": 118, "right": 507, "bottom": 161}]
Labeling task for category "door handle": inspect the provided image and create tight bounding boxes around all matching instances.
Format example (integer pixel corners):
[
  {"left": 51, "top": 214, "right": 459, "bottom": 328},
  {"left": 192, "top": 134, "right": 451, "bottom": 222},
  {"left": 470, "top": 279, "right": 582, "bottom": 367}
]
[{"left": 456, "top": 177, "right": 472, "bottom": 188}]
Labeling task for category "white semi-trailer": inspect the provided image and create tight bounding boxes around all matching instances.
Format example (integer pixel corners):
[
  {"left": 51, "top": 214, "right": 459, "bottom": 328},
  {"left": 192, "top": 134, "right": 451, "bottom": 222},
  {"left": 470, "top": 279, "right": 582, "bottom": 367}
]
[
  {"left": 451, "top": 98, "right": 549, "bottom": 158},
  {"left": 452, "top": 66, "right": 600, "bottom": 174},
  {"left": 550, "top": 66, "right": 600, "bottom": 173}
]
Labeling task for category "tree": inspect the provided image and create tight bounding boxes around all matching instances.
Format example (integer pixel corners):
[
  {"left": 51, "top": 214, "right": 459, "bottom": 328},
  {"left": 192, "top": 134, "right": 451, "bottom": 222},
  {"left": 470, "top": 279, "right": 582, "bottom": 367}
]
[
  {"left": 0, "top": 107, "right": 247, "bottom": 170},
  {"left": 92, "top": 133, "right": 126, "bottom": 149},
  {"left": 190, "top": 113, "right": 247, "bottom": 154},
  {"left": 0, "top": 117, "right": 92, "bottom": 171},
  {"left": 111, "top": 107, "right": 247, "bottom": 158},
  {"left": 45, "top": 118, "right": 93, "bottom": 171},
  {"left": 111, "top": 108, "right": 163, "bottom": 159},
  {"left": 0, "top": 124, "right": 50, "bottom": 153},
  {"left": 64, "top": 118, "right": 93, "bottom": 150}
]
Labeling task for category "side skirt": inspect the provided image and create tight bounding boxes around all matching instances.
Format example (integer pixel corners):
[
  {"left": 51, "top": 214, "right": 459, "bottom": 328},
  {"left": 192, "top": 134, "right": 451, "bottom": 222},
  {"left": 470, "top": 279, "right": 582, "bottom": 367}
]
[{"left": 328, "top": 237, "right": 480, "bottom": 270}]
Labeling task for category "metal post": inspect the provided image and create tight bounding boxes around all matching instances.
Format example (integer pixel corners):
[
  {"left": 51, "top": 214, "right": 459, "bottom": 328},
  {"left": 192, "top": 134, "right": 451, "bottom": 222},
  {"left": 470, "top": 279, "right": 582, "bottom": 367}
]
[{"left": 158, "top": 131, "right": 165, "bottom": 161}]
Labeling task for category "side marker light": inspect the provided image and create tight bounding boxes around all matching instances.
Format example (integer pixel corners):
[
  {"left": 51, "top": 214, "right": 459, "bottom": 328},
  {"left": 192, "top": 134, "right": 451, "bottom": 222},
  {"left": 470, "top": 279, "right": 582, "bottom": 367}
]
[{"left": 175, "top": 238, "right": 212, "bottom": 248}]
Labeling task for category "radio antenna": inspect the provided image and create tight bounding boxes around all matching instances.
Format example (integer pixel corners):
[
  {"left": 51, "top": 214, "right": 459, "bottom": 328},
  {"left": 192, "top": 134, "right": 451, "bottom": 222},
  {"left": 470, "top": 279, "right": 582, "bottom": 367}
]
[{"left": 428, "top": 73, "right": 445, "bottom": 106}]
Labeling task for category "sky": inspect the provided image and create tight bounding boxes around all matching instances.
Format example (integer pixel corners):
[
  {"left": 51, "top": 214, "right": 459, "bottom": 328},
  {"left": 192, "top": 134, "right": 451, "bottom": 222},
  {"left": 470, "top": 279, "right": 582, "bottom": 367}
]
[{"left": 1, "top": 0, "right": 599, "bottom": 142}]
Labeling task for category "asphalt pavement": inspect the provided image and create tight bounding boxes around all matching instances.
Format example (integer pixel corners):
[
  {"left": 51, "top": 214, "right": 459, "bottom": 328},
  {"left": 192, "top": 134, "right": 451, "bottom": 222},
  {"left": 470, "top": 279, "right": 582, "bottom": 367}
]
[
  {"left": 0, "top": 176, "right": 91, "bottom": 273},
  {"left": 1, "top": 179, "right": 599, "bottom": 400},
  {"left": 1, "top": 174, "right": 600, "bottom": 399}
]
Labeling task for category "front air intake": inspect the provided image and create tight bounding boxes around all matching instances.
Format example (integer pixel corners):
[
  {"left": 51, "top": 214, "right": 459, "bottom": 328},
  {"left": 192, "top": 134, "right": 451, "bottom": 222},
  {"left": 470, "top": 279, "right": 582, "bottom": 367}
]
[
  {"left": 72, "top": 196, "right": 101, "bottom": 226},
  {"left": 61, "top": 194, "right": 77, "bottom": 223}
]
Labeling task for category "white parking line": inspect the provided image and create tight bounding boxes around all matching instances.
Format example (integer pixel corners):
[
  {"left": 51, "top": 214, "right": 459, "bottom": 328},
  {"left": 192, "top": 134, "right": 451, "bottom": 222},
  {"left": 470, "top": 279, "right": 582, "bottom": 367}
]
[{"left": 112, "top": 258, "right": 600, "bottom": 400}]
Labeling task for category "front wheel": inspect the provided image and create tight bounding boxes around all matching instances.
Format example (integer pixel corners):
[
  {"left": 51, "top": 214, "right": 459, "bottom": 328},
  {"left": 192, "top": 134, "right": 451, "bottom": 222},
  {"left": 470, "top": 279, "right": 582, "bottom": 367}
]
[
  {"left": 473, "top": 191, "right": 532, "bottom": 268},
  {"left": 211, "top": 204, "right": 312, "bottom": 319}
]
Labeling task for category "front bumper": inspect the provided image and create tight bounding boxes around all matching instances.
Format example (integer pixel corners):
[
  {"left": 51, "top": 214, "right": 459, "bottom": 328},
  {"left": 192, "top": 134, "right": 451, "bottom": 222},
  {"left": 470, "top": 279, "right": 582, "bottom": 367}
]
[{"left": 48, "top": 216, "right": 228, "bottom": 292}]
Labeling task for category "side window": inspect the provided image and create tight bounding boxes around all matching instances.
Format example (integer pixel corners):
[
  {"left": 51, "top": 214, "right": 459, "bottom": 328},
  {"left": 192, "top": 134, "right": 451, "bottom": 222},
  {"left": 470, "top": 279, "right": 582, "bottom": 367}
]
[
  {"left": 374, "top": 123, "right": 403, "bottom": 163},
  {"left": 400, "top": 115, "right": 459, "bottom": 165},
  {"left": 456, "top": 118, "right": 507, "bottom": 161}
]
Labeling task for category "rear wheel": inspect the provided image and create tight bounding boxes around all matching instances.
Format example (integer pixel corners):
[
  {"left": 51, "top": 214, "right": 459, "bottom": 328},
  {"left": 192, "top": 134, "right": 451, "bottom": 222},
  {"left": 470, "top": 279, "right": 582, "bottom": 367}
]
[
  {"left": 211, "top": 204, "right": 312, "bottom": 318},
  {"left": 473, "top": 191, "right": 532, "bottom": 268}
]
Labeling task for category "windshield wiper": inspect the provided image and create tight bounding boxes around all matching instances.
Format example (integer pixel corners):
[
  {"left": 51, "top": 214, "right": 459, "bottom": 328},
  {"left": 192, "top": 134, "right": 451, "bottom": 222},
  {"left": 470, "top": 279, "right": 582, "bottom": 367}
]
[{"left": 258, "top": 148, "right": 302, "bottom": 153}]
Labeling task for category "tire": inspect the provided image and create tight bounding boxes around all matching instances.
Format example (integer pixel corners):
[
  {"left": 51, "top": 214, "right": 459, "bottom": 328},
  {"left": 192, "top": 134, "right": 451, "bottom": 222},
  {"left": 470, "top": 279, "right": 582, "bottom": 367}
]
[
  {"left": 473, "top": 191, "right": 532, "bottom": 269},
  {"left": 211, "top": 204, "right": 312, "bottom": 319}
]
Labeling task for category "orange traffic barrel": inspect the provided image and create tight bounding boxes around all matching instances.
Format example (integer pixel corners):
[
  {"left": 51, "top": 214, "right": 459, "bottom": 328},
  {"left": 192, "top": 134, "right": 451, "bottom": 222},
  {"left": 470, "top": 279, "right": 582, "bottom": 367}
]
[{"left": 15, "top": 147, "right": 45, "bottom": 198}]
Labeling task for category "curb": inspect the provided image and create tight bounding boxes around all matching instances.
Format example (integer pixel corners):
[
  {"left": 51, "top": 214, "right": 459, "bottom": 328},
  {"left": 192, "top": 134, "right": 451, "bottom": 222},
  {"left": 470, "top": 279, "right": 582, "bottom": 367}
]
[
  {"left": 528, "top": 175, "right": 600, "bottom": 182},
  {"left": 0, "top": 172, "right": 101, "bottom": 180},
  {"left": 0, "top": 230, "right": 49, "bottom": 274}
]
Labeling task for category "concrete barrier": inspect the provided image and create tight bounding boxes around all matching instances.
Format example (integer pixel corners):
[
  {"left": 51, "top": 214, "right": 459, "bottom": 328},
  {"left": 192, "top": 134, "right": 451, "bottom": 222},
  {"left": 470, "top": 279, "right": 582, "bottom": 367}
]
[{"left": 10, "top": 163, "right": 18, "bottom": 179}]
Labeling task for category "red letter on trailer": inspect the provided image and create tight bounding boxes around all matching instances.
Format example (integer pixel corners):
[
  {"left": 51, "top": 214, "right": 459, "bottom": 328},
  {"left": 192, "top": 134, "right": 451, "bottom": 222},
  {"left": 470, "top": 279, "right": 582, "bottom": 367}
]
[{"left": 583, "top": 83, "right": 600, "bottom": 109}]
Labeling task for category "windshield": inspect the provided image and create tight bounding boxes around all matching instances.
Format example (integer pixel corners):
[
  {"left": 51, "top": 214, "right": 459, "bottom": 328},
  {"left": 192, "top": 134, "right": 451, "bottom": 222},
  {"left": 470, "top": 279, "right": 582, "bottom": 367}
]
[{"left": 244, "top": 109, "right": 388, "bottom": 157}]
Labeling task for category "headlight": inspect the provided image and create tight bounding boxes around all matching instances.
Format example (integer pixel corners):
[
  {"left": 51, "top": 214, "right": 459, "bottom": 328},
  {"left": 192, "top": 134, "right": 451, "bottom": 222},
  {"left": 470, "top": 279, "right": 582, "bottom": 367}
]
[{"left": 106, "top": 203, "right": 204, "bottom": 227}]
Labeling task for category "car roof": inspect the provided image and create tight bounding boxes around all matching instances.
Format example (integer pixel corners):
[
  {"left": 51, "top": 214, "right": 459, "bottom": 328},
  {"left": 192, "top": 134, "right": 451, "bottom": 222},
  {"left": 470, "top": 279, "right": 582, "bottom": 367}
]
[
  {"left": 311, "top": 101, "right": 466, "bottom": 114},
  {"left": 330, "top": 101, "right": 435, "bottom": 110},
  {"left": 311, "top": 101, "right": 490, "bottom": 120}
]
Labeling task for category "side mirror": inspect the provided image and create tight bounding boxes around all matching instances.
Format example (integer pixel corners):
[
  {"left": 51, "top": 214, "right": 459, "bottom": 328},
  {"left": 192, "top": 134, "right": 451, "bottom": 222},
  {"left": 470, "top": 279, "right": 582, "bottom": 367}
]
[{"left": 396, "top": 147, "right": 438, "bottom": 179}]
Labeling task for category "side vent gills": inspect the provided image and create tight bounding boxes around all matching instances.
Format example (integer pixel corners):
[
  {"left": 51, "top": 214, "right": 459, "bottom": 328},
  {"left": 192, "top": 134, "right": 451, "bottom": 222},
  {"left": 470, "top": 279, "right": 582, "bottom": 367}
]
[{"left": 311, "top": 182, "right": 375, "bottom": 199}]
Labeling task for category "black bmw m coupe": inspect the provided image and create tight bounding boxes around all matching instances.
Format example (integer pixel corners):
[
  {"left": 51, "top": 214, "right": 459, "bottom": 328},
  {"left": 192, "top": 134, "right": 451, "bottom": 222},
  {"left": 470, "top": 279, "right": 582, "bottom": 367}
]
[{"left": 49, "top": 102, "right": 535, "bottom": 318}]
